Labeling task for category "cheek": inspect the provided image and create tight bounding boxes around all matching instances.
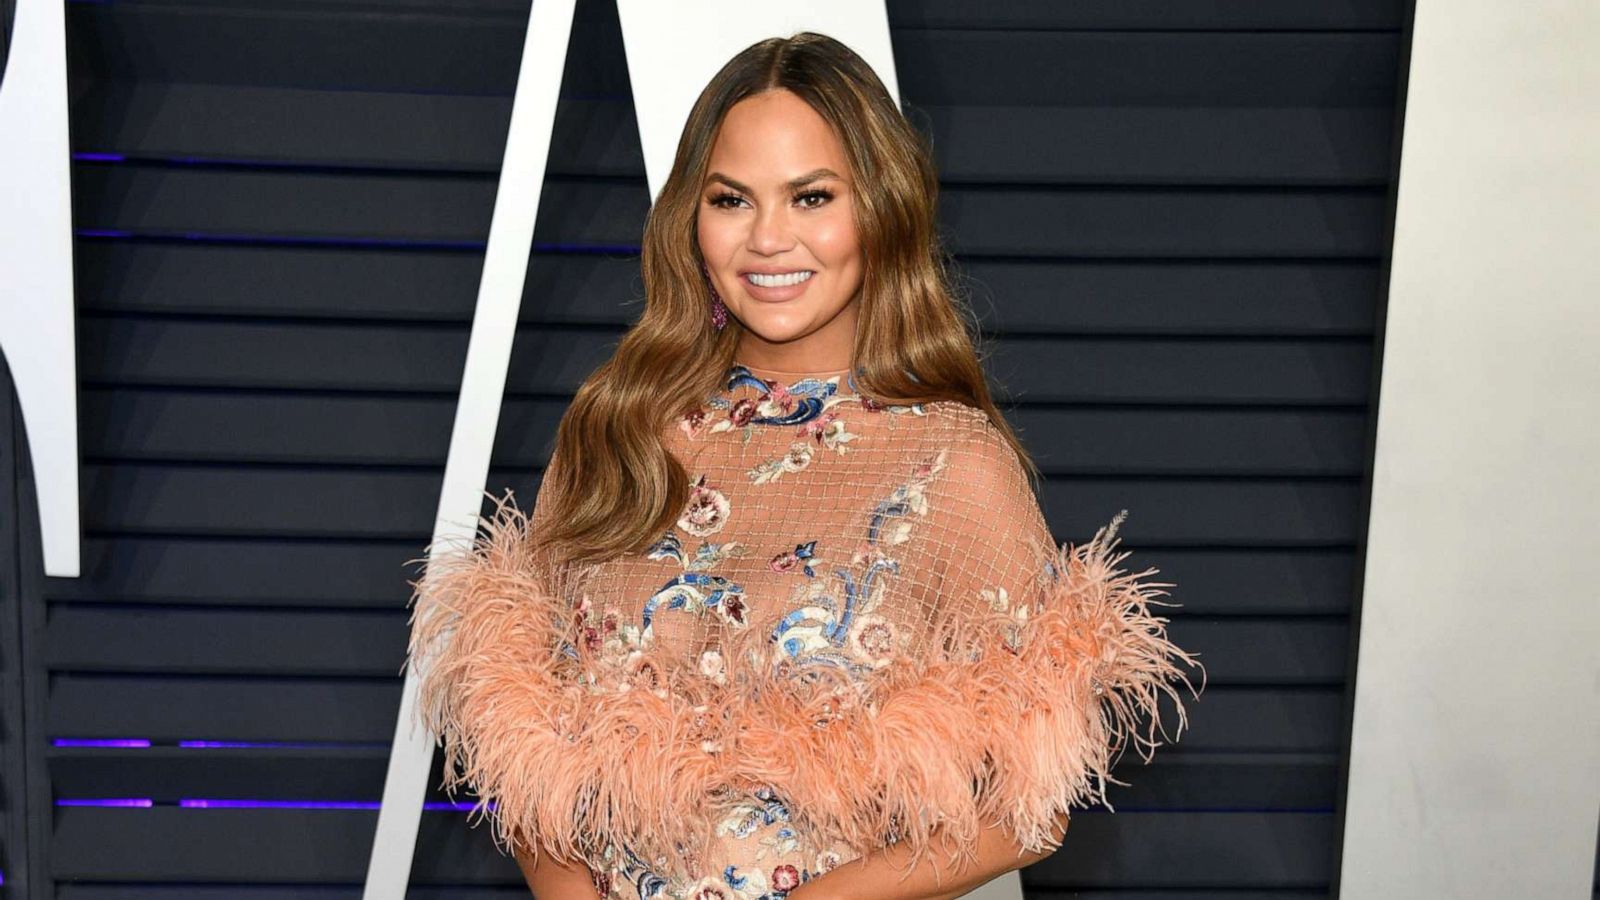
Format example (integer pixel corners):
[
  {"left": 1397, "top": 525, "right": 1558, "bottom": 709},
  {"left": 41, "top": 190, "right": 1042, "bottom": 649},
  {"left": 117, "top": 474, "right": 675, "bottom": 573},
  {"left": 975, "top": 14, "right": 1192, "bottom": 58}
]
[
  {"left": 806, "top": 214, "right": 862, "bottom": 269},
  {"left": 696, "top": 211, "right": 739, "bottom": 262}
]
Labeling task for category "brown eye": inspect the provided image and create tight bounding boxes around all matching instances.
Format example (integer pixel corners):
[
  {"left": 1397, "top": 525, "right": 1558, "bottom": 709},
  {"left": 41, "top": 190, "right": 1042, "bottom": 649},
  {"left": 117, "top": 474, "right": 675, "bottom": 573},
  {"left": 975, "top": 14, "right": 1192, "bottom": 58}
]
[{"left": 796, "top": 190, "right": 833, "bottom": 209}]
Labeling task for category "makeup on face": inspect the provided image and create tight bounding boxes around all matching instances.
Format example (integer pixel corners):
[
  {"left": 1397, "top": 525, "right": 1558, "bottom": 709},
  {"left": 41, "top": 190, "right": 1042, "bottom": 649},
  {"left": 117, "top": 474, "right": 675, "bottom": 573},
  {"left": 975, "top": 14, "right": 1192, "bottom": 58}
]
[{"left": 696, "top": 89, "right": 865, "bottom": 369}]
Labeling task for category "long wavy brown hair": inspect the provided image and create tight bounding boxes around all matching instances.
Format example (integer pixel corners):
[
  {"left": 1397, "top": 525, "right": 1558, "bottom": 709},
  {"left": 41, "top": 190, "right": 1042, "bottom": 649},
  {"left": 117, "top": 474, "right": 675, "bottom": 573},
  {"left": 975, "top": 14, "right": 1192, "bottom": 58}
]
[{"left": 536, "top": 31, "right": 1038, "bottom": 569}]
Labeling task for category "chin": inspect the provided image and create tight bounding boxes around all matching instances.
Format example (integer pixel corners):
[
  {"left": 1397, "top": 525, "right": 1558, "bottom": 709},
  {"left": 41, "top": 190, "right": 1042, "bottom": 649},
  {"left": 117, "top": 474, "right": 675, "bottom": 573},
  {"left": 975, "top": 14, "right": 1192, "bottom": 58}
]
[{"left": 731, "top": 307, "right": 826, "bottom": 342}]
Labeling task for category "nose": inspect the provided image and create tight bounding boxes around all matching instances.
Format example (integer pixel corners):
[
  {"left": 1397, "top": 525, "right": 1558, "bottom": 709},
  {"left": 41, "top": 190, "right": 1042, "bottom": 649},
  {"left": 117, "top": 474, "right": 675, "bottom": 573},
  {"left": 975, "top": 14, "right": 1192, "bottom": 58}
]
[{"left": 746, "top": 202, "right": 795, "bottom": 256}]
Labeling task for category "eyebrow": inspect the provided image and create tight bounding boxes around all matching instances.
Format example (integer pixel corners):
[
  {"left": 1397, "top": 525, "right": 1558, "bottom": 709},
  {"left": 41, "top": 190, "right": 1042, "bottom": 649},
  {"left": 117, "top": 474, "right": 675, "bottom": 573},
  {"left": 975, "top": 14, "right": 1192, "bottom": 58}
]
[{"left": 705, "top": 168, "right": 842, "bottom": 194}]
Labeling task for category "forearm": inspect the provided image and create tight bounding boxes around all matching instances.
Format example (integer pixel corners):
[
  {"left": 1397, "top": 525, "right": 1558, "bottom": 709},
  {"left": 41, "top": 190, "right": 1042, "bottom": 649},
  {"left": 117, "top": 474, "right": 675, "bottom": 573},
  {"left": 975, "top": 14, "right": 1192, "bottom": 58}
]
[
  {"left": 511, "top": 835, "right": 604, "bottom": 900},
  {"left": 791, "top": 812, "right": 1069, "bottom": 900}
]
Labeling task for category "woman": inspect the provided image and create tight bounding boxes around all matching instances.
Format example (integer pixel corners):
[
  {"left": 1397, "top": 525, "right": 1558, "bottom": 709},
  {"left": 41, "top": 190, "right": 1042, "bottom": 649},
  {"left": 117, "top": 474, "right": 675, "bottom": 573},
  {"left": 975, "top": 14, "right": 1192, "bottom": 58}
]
[{"left": 407, "top": 31, "right": 1202, "bottom": 900}]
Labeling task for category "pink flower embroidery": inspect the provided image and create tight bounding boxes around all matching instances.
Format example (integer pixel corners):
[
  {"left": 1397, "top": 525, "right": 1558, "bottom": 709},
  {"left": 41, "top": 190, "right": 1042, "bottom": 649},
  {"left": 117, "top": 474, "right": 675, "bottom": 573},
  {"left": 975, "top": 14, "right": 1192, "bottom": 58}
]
[
  {"left": 847, "top": 613, "right": 900, "bottom": 668},
  {"left": 771, "top": 864, "right": 801, "bottom": 891},
  {"left": 801, "top": 411, "right": 837, "bottom": 440},
  {"left": 678, "top": 474, "right": 730, "bottom": 537},
  {"left": 679, "top": 407, "right": 709, "bottom": 439},
  {"left": 763, "top": 382, "right": 798, "bottom": 415},
  {"left": 728, "top": 397, "right": 759, "bottom": 426}
]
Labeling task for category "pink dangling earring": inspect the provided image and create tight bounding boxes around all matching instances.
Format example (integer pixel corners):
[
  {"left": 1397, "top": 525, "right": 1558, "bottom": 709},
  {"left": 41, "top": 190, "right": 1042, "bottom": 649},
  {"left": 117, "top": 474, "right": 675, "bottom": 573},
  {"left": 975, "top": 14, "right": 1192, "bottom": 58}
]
[{"left": 702, "top": 263, "right": 728, "bottom": 331}]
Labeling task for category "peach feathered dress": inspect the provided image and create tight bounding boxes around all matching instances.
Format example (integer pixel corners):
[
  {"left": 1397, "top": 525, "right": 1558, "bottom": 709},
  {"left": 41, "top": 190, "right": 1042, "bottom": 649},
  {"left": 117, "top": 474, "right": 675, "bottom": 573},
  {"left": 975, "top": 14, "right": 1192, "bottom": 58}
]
[{"left": 406, "top": 360, "right": 1203, "bottom": 899}]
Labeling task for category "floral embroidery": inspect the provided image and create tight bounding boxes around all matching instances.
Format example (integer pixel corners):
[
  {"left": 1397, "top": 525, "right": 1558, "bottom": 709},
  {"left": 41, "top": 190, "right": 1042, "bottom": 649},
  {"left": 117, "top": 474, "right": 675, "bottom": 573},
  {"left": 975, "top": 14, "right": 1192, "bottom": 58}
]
[
  {"left": 684, "top": 365, "right": 934, "bottom": 448},
  {"left": 710, "top": 366, "right": 847, "bottom": 429},
  {"left": 585, "top": 380, "right": 976, "bottom": 897},
  {"left": 680, "top": 408, "right": 711, "bottom": 440},
  {"left": 812, "top": 849, "right": 842, "bottom": 875},
  {"left": 748, "top": 441, "right": 814, "bottom": 484},
  {"left": 768, "top": 541, "right": 820, "bottom": 577},
  {"left": 604, "top": 786, "right": 828, "bottom": 899},
  {"left": 766, "top": 450, "right": 947, "bottom": 678},
  {"left": 799, "top": 411, "right": 855, "bottom": 451},
  {"left": 563, "top": 529, "right": 751, "bottom": 678},
  {"left": 680, "top": 474, "right": 731, "bottom": 536},
  {"left": 649, "top": 531, "right": 746, "bottom": 573},
  {"left": 699, "top": 649, "right": 728, "bottom": 684},
  {"left": 845, "top": 612, "right": 900, "bottom": 669}
]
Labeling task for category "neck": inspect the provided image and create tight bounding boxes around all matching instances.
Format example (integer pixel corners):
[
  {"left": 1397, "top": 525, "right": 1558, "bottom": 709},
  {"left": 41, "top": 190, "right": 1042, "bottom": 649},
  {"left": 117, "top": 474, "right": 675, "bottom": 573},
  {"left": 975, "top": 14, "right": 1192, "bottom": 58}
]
[{"left": 734, "top": 358, "right": 853, "bottom": 378}]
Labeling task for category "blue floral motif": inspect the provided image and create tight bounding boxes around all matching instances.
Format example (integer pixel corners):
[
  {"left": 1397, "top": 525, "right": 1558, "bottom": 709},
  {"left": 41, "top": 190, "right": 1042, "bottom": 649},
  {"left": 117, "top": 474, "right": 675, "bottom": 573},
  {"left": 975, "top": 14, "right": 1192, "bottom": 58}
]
[
  {"left": 643, "top": 571, "right": 749, "bottom": 633},
  {"left": 641, "top": 531, "right": 751, "bottom": 632},
  {"left": 710, "top": 365, "right": 851, "bottom": 426},
  {"left": 766, "top": 450, "right": 948, "bottom": 680},
  {"left": 601, "top": 785, "right": 831, "bottom": 898}
]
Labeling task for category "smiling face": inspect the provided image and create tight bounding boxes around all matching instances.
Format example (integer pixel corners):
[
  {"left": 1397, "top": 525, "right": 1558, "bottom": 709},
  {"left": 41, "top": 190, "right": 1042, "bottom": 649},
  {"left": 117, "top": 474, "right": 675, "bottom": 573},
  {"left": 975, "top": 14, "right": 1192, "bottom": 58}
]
[{"left": 697, "top": 88, "right": 864, "bottom": 371}]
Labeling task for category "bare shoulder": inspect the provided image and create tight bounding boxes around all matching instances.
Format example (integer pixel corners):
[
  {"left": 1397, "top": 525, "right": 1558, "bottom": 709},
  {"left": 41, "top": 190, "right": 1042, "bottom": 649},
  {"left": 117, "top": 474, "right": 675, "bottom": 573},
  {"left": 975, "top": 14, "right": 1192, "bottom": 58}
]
[{"left": 918, "top": 401, "right": 1031, "bottom": 497}]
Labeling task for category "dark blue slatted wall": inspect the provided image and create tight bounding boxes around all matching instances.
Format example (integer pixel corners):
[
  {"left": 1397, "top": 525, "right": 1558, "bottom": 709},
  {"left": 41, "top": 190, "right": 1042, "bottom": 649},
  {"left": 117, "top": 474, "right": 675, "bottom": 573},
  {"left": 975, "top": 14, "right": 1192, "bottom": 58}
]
[{"left": 0, "top": 0, "right": 1423, "bottom": 896}]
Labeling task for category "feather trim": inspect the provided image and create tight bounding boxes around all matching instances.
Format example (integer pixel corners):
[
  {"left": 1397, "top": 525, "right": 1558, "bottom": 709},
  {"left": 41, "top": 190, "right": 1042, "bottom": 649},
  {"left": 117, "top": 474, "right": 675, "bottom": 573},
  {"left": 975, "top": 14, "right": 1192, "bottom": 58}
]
[
  {"left": 407, "top": 494, "right": 1204, "bottom": 882},
  {"left": 406, "top": 489, "right": 731, "bottom": 871},
  {"left": 716, "top": 509, "right": 1205, "bottom": 877}
]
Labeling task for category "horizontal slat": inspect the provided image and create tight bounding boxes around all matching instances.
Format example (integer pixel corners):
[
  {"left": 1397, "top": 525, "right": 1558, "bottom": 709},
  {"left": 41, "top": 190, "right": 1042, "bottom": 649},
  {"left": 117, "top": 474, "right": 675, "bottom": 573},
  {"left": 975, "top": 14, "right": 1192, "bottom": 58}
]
[
  {"left": 44, "top": 604, "right": 1336, "bottom": 685},
  {"left": 923, "top": 106, "right": 1395, "bottom": 186},
  {"left": 65, "top": 1, "right": 624, "bottom": 96},
  {"left": 47, "top": 538, "right": 420, "bottom": 609},
  {"left": 81, "top": 389, "right": 1367, "bottom": 475},
  {"left": 45, "top": 607, "right": 405, "bottom": 676},
  {"left": 74, "top": 85, "right": 642, "bottom": 176},
  {"left": 49, "top": 539, "right": 1356, "bottom": 616},
  {"left": 939, "top": 188, "right": 1387, "bottom": 258},
  {"left": 52, "top": 806, "right": 1332, "bottom": 885},
  {"left": 74, "top": 242, "right": 625, "bottom": 323},
  {"left": 53, "top": 806, "right": 519, "bottom": 880},
  {"left": 72, "top": 167, "right": 641, "bottom": 247},
  {"left": 892, "top": 31, "right": 1398, "bottom": 106},
  {"left": 72, "top": 164, "right": 1385, "bottom": 257},
  {"left": 49, "top": 675, "right": 403, "bottom": 742},
  {"left": 74, "top": 463, "right": 1358, "bottom": 545},
  {"left": 886, "top": 1, "right": 1402, "bottom": 30},
  {"left": 75, "top": 241, "right": 1382, "bottom": 336},
  {"left": 72, "top": 82, "right": 1394, "bottom": 187},
  {"left": 67, "top": 3, "right": 1395, "bottom": 106},
  {"left": 79, "top": 320, "right": 1370, "bottom": 404},
  {"left": 65, "top": 0, "right": 1404, "bottom": 32},
  {"left": 49, "top": 679, "right": 1336, "bottom": 751},
  {"left": 49, "top": 747, "right": 1335, "bottom": 812},
  {"left": 962, "top": 259, "right": 1380, "bottom": 335}
]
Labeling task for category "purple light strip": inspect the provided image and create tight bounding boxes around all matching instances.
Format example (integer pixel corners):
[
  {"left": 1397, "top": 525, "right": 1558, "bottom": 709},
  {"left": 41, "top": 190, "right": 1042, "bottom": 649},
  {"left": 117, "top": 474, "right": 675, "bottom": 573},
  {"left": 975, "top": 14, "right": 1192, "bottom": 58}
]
[
  {"left": 55, "top": 798, "right": 489, "bottom": 811},
  {"left": 53, "top": 737, "right": 390, "bottom": 749},
  {"left": 57, "top": 798, "right": 153, "bottom": 807},
  {"left": 177, "top": 740, "right": 388, "bottom": 749},
  {"left": 180, "top": 799, "right": 484, "bottom": 811}
]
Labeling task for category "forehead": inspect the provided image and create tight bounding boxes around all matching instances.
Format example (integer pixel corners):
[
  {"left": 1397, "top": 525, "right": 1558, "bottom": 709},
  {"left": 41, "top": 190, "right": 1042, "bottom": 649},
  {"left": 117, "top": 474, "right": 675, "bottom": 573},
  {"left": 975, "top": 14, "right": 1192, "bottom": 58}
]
[{"left": 706, "top": 89, "right": 850, "bottom": 181}]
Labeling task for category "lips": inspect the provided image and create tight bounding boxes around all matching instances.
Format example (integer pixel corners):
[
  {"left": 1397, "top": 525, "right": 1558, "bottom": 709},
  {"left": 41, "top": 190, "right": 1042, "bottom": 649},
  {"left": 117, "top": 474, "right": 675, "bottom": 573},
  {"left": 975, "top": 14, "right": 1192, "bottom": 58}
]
[
  {"left": 739, "top": 268, "right": 815, "bottom": 276},
  {"left": 740, "top": 269, "right": 816, "bottom": 302}
]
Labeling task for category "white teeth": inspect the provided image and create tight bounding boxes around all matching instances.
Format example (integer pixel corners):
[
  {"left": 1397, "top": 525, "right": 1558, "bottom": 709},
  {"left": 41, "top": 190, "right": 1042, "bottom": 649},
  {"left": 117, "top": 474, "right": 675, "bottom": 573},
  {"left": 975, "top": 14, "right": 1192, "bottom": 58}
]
[{"left": 745, "top": 270, "right": 814, "bottom": 288}]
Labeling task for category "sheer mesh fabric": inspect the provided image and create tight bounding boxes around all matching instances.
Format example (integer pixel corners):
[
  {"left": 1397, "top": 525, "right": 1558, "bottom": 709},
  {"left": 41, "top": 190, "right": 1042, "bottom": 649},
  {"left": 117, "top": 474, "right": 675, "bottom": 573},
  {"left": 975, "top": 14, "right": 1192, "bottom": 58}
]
[{"left": 407, "top": 361, "right": 1201, "bottom": 900}]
